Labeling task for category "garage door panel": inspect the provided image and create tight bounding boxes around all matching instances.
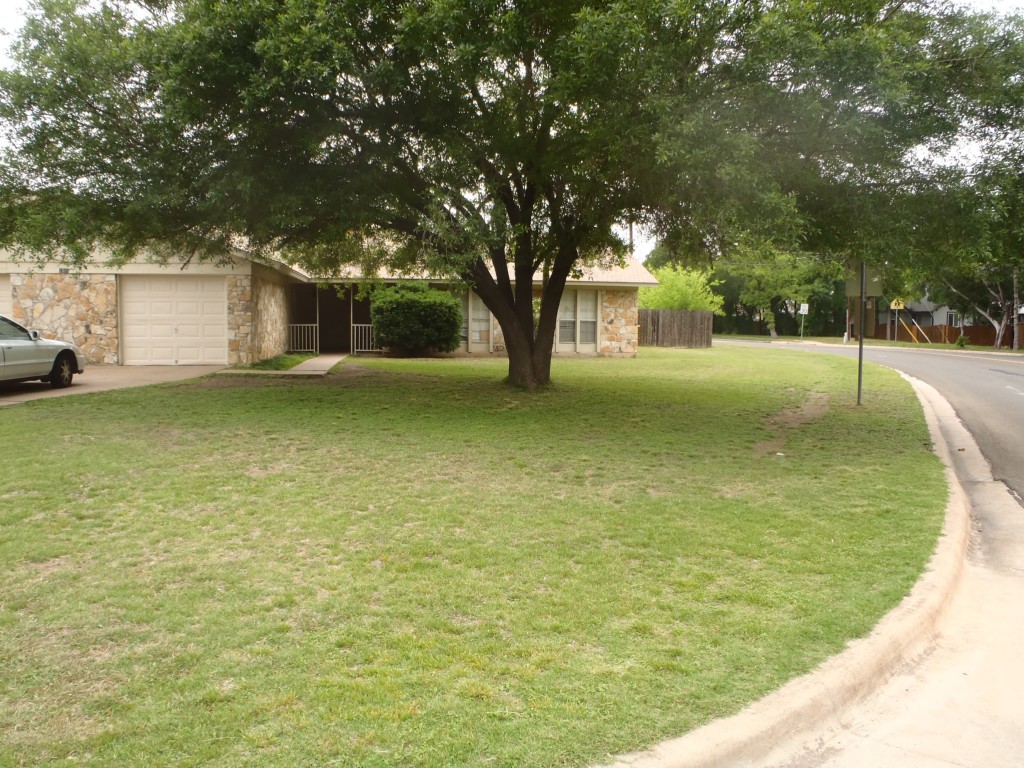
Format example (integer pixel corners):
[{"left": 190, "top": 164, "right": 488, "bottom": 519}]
[
  {"left": 175, "top": 344, "right": 201, "bottom": 359},
  {"left": 121, "top": 276, "right": 228, "bottom": 365}
]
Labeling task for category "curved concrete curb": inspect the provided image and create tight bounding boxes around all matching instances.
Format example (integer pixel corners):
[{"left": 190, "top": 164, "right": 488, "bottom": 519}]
[{"left": 597, "top": 375, "right": 972, "bottom": 768}]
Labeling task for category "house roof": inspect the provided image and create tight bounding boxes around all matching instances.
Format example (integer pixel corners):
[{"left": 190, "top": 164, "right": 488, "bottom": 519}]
[
  {"left": 2, "top": 248, "right": 657, "bottom": 288},
  {"left": 568, "top": 259, "right": 658, "bottom": 287},
  {"left": 289, "top": 256, "right": 657, "bottom": 288}
]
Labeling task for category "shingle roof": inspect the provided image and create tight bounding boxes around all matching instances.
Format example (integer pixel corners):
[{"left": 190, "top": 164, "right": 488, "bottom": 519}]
[{"left": 290, "top": 256, "right": 658, "bottom": 287}]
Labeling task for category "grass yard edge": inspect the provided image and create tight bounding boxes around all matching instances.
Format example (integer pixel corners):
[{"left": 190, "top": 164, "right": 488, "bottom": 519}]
[{"left": 596, "top": 373, "right": 972, "bottom": 768}]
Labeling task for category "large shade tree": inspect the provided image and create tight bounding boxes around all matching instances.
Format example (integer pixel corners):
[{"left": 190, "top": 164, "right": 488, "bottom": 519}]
[
  {"left": 632, "top": 6, "right": 1024, "bottom": 342},
  {"left": 0, "top": 0, "right": 1013, "bottom": 386},
  {"left": 883, "top": 159, "right": 1024, "bottom": 349},
  {"left": 865, "top": 8, "right": 1024, "bottom": 350}
]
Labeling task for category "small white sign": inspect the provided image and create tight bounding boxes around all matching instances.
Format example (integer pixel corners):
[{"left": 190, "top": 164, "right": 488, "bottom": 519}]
[{"left": 798, "top": 303, "right": 809, "bottom": 315}]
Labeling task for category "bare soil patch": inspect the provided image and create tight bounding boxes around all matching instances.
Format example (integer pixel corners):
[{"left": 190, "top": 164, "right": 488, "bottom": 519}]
[{"left": 754, "top": 391, "right": 830, "bottom": 457}]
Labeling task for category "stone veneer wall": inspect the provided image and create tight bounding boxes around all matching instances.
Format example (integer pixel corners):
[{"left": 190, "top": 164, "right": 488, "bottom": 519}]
[
  {"left": 226, "top": 274, "right": 255, "bottom": 366},
  {"left": 599, "top": 288, "right": 639, "bottom": 357},
  {"left": 10, "top": 273, "right": 119, "bottom": 364},
  {"left": 252, "top": 277, "right": 289, "bottom": 362}
]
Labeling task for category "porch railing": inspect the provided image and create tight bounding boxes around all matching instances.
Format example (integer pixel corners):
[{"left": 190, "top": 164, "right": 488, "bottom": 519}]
[
  {"left": 288, "top": 324, "right": 319, "bottom": 353},
  {"left": 352, "top": 323, "right": 382, "bottom": 354}
]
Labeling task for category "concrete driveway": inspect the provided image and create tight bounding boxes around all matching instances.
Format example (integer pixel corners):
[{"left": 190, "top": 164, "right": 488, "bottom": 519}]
[{"left": 0, "top": 365, "right": 224, "bottom": 406}]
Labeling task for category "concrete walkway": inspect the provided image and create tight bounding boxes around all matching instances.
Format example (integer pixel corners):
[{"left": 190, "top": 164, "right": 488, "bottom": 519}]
[
  {"left": 1, "top": 354, "right": 348, "bottom": 409},
  {"left": 1, "top": 354, "right": 347, "bottom": 406},
  {"left": 216, "top": 353, "right": 348, "bottom": 377},
  {"left": 0, "top": 364, "right": 224, "bottom": 405},
  {"left": 598, "top": 374, "right": 1024, "bottom": 768}
]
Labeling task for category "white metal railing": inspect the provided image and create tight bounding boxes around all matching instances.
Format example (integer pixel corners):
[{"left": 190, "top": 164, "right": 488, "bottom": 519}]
[
  {"left": 352, "top": 323, "right": 382, "bottom": 354},
  {"left": 288, "top": 324, "right": 319, "bottom": 353}
]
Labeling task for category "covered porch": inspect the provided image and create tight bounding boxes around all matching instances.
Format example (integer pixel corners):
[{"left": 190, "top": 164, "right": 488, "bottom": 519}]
[{"left": 286, "top": 284, "right": 381, "bottom": 355}]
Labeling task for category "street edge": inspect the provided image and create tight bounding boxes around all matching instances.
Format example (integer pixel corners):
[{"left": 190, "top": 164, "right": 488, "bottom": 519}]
[{"left": 596, "top": 374, "right": 972, "bottom": 768}]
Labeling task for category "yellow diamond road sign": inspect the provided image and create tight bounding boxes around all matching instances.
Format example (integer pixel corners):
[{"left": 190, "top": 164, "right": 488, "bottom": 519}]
[{"left": 890, "top": 299, "right": 905, "bottom": 310}]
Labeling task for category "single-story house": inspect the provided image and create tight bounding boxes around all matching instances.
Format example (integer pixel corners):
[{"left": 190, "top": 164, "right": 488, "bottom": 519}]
[{"left": 0, "top": 251, "right": 657, "bottom": 366}]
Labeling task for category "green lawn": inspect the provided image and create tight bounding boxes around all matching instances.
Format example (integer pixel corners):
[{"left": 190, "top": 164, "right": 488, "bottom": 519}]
[{"left": 0, "top": 348, "right": 946, "bottom": 767}]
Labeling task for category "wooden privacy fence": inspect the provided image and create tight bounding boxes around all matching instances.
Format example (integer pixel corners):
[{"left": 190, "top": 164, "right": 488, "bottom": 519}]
[
  {"left": 869, "top": 323, "right": 1011, "bottom": 347},
  {"left": 639, "top": 309, "right": 714, "bottom": 348}
]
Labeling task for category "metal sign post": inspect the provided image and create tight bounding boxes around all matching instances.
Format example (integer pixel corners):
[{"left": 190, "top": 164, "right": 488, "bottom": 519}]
[
  {"left": 857, "top": 262, "right": 866, "bottom": 406},
  {"left": 798, "top": 302, "right": 809, "bottom": 340},
  {"left": 890, "top": 298, "right": 904, "bottom": 342}
]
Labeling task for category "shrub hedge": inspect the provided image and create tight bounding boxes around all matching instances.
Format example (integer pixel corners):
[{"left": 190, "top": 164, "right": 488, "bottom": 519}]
[{"left": 369, "top": 284, "right": 463, "bottom": 355}]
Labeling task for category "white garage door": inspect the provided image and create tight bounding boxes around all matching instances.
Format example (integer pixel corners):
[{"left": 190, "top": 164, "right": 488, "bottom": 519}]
[
  {"left": 121, "top": 275, "right": 228, "bottom": 365},
  {"left": 0, "top": 274, "right": 10, "bottom": 317}
]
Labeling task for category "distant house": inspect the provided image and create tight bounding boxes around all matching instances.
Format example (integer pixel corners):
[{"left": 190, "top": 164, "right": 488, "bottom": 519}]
[
  {"left": 0, "top": 252, "right": 656, "bottom": 366},
  {"left": 868, "top": 295, "right": 1023, "bottom": 346},
  {"left": 876, "top": 296, "right": 963, "bottom": 342}
]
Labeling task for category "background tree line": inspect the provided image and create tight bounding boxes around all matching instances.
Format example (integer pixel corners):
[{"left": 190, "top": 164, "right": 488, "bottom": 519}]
[
  {"left": 2, "top": 0, "right": 1023, "bottom": 382},
  {"left": 636, "top": 5, "right": 1024, "bottom": 347}
]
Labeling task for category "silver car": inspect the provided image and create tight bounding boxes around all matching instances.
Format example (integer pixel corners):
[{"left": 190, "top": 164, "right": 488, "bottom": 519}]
[{"left": 0, "top": 314, "right": 85, "bottom": 388}]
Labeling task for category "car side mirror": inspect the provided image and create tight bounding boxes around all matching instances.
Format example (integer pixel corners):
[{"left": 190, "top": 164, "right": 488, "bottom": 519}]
[{"left": 29, "top": 330, "right": 41, "bottom": 341}]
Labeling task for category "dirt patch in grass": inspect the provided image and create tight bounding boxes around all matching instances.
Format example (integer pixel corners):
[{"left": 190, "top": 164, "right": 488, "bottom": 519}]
[{"left": 754, "top": 391, "right": 830, "bottom": 457}]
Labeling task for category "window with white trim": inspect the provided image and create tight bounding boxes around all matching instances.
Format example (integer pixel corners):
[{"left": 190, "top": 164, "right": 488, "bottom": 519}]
[
  {"left": 557, "top": 289, "right": 599, "bottom": 350},
  {"left": 471, "top": 297, "right": 490, "bottom": 344}
]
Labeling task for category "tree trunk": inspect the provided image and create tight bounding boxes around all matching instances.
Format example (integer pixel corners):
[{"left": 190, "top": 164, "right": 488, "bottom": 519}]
[
  {"left": 993, "top": 303, "right": 1010, "bottom": 349},
  {"left": 942, "top": 278, "right": 1006, "bottom": 349},
  {"left": 466, "top": 246, "right": 574, "bottom": 391},
  {"left": 500, "top": 312, "right": 548, "bottom": 390},
  {"left": 1014, "top": 266, "right": 1020, "bottom": 352}
]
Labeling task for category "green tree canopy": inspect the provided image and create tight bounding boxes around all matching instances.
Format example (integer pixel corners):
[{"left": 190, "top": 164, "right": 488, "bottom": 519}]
[
  {"left": 1, "top": 0, "right": 1017, "bottom": 384},
  {"left": 882, "top": 158, "right": 1024, "bottom": 348},
  {"left": 639, "top": 266, "right": 723, "bottom": 314}
]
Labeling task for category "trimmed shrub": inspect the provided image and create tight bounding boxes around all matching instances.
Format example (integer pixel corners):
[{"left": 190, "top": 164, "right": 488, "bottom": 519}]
[{"left": 370, "top": 284, "right": 463, "bottom": 356}]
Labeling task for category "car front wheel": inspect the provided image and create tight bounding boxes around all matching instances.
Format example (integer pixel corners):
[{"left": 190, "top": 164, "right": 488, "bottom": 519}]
[{"left": 49, "top": 353, "right": 75, "bottom": 388}]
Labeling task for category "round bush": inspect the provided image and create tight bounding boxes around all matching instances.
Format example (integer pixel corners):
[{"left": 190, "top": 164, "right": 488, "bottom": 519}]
[{"left": 369, "top": 284, "right": 463, "bottom": 356}]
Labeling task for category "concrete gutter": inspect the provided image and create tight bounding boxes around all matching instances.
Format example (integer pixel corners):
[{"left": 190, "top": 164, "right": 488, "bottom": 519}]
[{"left": 595, "top": 374, "right": 972, "bottom": 768}]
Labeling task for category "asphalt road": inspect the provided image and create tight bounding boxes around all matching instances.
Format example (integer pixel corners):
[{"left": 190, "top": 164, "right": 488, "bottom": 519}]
[{"left": 733, "top": 340, "right": 1024, "bottom": 507}]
